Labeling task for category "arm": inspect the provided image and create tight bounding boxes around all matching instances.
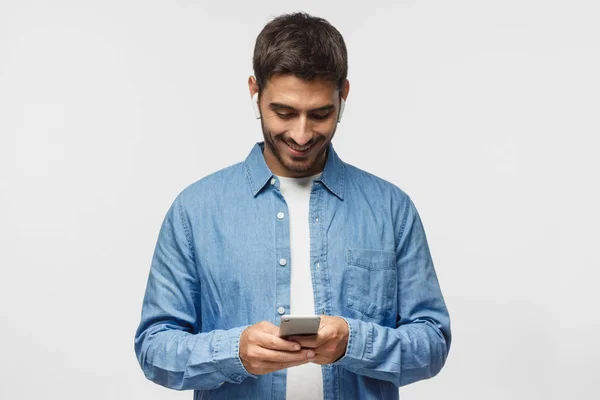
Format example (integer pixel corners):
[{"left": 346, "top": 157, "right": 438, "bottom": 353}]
[
  {"left": 334, "top": 198, "right": 451, "bottom": 387},
  {"left": 134, "top": 195, "right": 254, "bottom": 390}
]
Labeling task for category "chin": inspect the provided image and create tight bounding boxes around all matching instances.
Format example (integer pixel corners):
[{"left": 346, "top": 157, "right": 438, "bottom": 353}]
[{"left": 283, "top": 160, "right": 315, "bottom": 174}]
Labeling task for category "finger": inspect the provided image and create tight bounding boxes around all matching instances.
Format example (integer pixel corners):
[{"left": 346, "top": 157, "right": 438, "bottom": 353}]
[
  {"left": 254, "top": 330, "right": 303, "bottom": 352},
  {"left": 309, "top": 354, "right": 331, "bottom": 366},
  {"left": 309, "top": 342, "right": 342, "bottom": 365},
  {"left": 244, "top": 353, "right": 310, "bottom": 375},
  {"left": 241, "top": 346, "right": 311, "bottom": 374},
  {"left": 292, "top": 327, "right": 332, "bottom": 349},
  {"left": 253, "top": 347, "right": 313, "bottom": 363},
  {"left": 313, "top": 342, "right": 337, "bottom": 357},
  {"left": 287, "top": 335, "right": 318, "bottom": 348}
]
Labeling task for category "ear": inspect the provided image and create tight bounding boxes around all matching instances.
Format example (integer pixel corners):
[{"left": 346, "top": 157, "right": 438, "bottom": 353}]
[
  {"left": 338, "top": 98, "right": 346, "bottom": 123},
  {"left": 248, "top": 76, "right": 261, "bottom": 119},
  {"left": 252, "top": 92, "right": 261, "bottom": 119},
  {"left": 338, "top": 79, "right": 350, "bottom": 123}
]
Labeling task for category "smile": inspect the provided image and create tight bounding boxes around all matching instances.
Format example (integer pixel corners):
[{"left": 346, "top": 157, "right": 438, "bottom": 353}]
[{"left": 286, "top": 142, "right": 314, "bottom": 156}]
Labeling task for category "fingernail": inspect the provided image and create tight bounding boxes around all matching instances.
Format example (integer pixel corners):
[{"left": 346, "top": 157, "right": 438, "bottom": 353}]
[
  {"left": 293, "top": 344, "right": 301, "bottom": 351},
  {"left": 307, "top": 350, "right": 315, "bottom": 358}
]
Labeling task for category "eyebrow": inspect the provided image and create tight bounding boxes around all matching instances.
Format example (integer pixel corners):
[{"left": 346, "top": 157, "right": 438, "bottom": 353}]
[{"left": 268, "top": 103, "right": 335, "bottom": 113}]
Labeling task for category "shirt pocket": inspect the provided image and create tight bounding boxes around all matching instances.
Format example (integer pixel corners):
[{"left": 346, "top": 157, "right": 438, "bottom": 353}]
[{"left": 345, "top": 247, "right": 397, "bottom": 319}]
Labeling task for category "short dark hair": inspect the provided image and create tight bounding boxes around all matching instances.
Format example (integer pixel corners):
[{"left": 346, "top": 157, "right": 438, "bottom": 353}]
[{"left": 253, "top": 12, "right": 348, "bottom": 93}]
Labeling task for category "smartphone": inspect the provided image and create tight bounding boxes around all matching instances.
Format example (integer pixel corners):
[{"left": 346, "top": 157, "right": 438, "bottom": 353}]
[{"left": 278, "top": 315, "right": 321, "bottom": 338}]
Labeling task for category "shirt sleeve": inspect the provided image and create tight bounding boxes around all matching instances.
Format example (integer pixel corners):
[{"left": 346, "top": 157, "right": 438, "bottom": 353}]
[
  {"left": 134, "top": 195, "right": 256, "bottom": 390},
  {"left": 333, "top": 197, "right": 451, "bottom": 387}
]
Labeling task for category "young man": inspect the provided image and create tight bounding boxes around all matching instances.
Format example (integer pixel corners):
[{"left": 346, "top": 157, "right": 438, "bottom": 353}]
[{"left": 135, "top": 12, "right": 451, "bottom": 400}]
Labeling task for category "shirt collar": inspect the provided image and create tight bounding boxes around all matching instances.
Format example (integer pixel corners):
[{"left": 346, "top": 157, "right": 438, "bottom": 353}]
[{"left": 243, "top": 141, "right": 345, "bottom": 200}]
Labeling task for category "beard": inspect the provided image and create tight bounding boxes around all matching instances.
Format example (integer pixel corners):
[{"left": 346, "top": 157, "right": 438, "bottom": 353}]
[{"left": 260, "top": 119, "right": 336, "bottom": 176}]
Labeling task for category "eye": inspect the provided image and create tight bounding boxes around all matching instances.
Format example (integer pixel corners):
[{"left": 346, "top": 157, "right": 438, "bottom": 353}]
[
  {"left": 276, "top": 112, "right": 295, "bottom": 119},
  {"left": 310, "top": 112, "right": 331, "bottom": 120}
]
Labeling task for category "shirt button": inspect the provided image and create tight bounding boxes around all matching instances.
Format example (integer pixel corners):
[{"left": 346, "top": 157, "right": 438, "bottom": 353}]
[
  {"left": 315, "top": 215, "right": 319, "bottom": 223},
  {"left": 278, "top": 306, "right": 285, "bottom": 315},
  {"left": 270, "top": 178, "right": 276, "bottom": 185},
  {"left": 277, "top": 212, "right": 284, "bottom": 220},
  {"left": 316, "top": 262, "right": 321, "bottom": 269},
  {"left": 279, "top": 258, "right": 287, "bottom": 266}
]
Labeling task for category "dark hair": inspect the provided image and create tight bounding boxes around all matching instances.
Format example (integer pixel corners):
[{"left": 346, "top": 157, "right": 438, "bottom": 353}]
[{"left": 252, "top": 12, "right": 348, "bottom": 93}]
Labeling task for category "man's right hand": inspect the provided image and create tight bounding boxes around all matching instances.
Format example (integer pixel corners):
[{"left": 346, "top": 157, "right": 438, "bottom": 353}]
[{"left": 239, "top": 321, "right": 315, "bottom": 375}]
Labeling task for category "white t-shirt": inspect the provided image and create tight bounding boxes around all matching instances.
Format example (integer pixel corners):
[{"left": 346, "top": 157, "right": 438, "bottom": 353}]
[{"left": 277, "top": 173, "right": 323, "bottom": 400}]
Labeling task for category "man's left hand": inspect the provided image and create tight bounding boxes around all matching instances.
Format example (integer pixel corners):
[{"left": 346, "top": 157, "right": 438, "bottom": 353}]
[{"left": 288, "top": 315, "right": 349, "bottom": 365}]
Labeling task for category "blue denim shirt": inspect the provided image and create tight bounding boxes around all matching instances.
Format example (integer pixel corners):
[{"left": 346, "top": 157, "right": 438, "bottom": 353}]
[{"left": 134, "top": 142, "right": 451, "bottom": 399}]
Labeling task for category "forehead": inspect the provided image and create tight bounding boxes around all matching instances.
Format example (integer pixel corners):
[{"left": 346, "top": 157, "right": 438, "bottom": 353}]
[{"left": 262, "top": 74, "right": 338, "bottom": 107}]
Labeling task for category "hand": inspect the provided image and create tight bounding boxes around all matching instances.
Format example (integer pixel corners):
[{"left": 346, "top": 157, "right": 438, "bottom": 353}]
[
  {"left": 239, "top": 321, "right": 313, "bottom": 375},
  {"left": 288, "top": 316, "right": 349, "bottom": 365}
]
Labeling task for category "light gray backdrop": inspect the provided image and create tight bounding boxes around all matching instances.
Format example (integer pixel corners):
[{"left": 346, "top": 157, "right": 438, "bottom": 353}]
[{"left": 1, "top": 0, "right": 598, "bottom": 399}]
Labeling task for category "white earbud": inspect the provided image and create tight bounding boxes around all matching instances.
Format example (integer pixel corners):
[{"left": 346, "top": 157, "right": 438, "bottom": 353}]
[
  {"left": 338, "top": 98, "right": 346, "bottom": 123},
  {"left": 252, "top": 92, "right": 261, "bottom": 119}
]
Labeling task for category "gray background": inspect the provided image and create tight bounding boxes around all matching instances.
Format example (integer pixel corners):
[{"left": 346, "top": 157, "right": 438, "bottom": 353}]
[{"left": 1, "top": 0, "right": 599, "bottom": 399}]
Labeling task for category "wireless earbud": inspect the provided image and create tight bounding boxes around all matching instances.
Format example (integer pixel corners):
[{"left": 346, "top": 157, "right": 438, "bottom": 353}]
[
  {"left": 338, "top": 98, "right": 346, "bottom": 123},
  {"left": 252, "top": 92, "right": 261, "bottom": 119}
]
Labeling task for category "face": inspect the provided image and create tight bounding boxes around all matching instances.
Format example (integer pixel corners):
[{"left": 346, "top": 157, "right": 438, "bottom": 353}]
[{"left": 249, "top": 74, "right": 349, "bottom": 178}]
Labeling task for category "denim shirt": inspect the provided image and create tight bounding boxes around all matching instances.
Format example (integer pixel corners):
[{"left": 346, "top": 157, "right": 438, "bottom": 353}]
[{"left": 134, "top": 142, "right": 451, "bottom": 400}]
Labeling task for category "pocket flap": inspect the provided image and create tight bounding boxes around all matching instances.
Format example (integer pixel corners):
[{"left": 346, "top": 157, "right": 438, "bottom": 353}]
[{"left": 345, "top": 248, "right": 396, "bottom": 270}]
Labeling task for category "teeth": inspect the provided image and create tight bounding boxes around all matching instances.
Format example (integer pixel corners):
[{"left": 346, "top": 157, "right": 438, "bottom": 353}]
[{"left": 288, "top": 144, "right": 311, "bottom": 152}]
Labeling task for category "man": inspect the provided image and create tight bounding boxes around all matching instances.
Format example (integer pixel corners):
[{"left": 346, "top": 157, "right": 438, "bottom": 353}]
[{"left": 135, "top": 12, "right": 451, "bottom": 400}]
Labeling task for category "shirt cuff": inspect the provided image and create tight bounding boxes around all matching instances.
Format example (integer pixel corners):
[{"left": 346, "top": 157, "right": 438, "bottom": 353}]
[
  {"left": 213, "top": 325, "right": 257, "bottom": 383},
  {"left": 332, "top": 317, "right": 372, "bottom": 368}
]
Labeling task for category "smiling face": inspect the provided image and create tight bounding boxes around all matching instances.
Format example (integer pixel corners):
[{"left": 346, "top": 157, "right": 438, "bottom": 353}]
[{"left": 249, "top": 73, "right": 349, "bottom": 178}]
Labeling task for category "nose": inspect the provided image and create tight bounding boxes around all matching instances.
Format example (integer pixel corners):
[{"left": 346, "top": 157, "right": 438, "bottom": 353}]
[{"left": 288, "top": 115, "right": 312, "bottom": 147}]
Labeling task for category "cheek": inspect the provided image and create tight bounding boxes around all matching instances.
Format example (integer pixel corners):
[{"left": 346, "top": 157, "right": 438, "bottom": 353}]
[
  {"left": 263, "top": 117, "right": 289, "bottom": 135},
  {"left": 314, "top": 121, "right": 336, "bottom": 136}
]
